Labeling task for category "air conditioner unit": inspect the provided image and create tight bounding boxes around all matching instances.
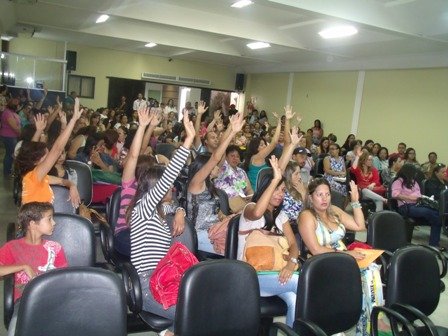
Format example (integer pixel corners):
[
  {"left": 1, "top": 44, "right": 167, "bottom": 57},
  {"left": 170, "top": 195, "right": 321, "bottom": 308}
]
[
  {"left": 16, "top": 25, "right": 35, "bottom": 38},
  {"left": 141, "top": 73, "right": 211, "bottom": 86}
]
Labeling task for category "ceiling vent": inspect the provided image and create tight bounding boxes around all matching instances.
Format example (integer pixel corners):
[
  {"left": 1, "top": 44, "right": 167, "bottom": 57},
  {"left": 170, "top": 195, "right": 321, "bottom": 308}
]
[{"left": 141, "top": 73, "right": 211, "bottom": 86}]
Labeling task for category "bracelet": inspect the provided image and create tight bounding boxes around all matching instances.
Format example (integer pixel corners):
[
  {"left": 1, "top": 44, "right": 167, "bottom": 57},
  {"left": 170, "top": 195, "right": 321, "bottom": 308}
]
[
  {"left": 350, "top": 201, "right": 362, "bottom": 209},
  {"left": 175, "top": 207, "right": 186, "bottom": 217}
]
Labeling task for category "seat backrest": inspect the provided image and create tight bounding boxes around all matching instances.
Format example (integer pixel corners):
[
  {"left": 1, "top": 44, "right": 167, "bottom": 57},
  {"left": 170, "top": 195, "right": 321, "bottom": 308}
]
[
  {"left": 331, "top": 189, "right": 346, "bottom": 209},
  {"left": 65, "top": 160, "right": 93, "bottom": 206},
  {"left": 15, "top": 267, "right": 127, "bottom": 336},
  {"left": 168, "top": 214, "right": 198, "bottom": 253},
  {"left": 155, "top": 143, "right": 176, "bottom": 159},
  {"left": 256, "top": 167, "right": 273, "bottom": 191},
  {"left": 313, "top": 158, "right": 325, "bottom": 177},
  {"left": 224, "top": 214, "right": 241, "bottom": 259},
  {"left": 44, "top": 213, "right": 96, "bottom": 266},
  {"left": 386, "top": 245, "right": 440, "bottom": 316},
  {"left": 215, "top": 188, "right": 231, "bottom": 216},
  {"left": 367, "top": 211, "right": 408, "bottom": 252},
  {"left": 106, "top": 186, "right": 122, "bottom": 230},
  {"left": 51, "top": 185, "right": 76, "bottom": 214},
  {"left": 175, "top": 260, "right": 260, "bottom": 336},
  {"left": 295, "top": 253, "right": 362, "bottom": 336}
]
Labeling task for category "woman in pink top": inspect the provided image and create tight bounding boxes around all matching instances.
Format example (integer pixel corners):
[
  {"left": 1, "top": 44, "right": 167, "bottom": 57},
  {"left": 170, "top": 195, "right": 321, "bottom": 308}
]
[
  {"left": 391, "top": 164, "right": 443, "bottom": 249},
  {"left": 0, "top": 99, "right": 21, "bottom": 177}
]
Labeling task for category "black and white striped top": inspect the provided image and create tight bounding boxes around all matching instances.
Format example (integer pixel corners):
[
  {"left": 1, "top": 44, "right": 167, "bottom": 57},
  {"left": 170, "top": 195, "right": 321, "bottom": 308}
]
[{"left": 130, "top": 146, "right": 189, "bottom": 273}]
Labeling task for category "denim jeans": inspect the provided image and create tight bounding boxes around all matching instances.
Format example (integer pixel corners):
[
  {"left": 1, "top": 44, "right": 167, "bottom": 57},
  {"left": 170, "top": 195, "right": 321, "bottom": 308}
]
[
  {"left": 197, "top": 229, "right": 219, "bottom": 254},
  {"left": 258, "top": 273, "right": 299, "bottom": 327},
  {"left": 399, "top": 204, "right": 442, "bottom": 246},
  {"left": 139, "top": 270, "right": 175, "bottom": 332},
  {"left": 1, "top": 136, "right": 17, "bottom": 177}
]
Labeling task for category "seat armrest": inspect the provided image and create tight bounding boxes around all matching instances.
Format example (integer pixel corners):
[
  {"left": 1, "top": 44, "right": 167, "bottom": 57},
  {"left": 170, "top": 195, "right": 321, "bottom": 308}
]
[
  {"left": 293, "top": 318, "right": 327, "bottom": 336},
  {"left": 99, "top": 222, "right": 114, "bottom": 265},
  {"left": 121, "top": 262, "right": 143, "bottom": 315},
  {"left": 269, "top": 322, "right": 300, "bottom": 336},
  {"left": 371, "top": 306, "right": 417, "bottom": 336},
  {"left": 391, "top": 303, "right": 438, "bottom": 336}
]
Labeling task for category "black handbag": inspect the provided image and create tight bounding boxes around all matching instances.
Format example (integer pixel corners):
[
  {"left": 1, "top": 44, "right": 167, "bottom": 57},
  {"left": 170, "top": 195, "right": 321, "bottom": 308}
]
[{"left": 416, "top": 196, "right": 439, "bottom": 211}]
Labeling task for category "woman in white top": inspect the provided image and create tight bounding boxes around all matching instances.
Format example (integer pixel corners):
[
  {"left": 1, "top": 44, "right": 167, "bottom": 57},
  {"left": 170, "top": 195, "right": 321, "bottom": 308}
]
[{"left": 238, "top": 156, "right": 300, "bottom": 327}]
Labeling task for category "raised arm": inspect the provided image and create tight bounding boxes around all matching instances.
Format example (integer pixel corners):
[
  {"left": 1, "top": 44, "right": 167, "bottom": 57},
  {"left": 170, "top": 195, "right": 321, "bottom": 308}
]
[
  {"left": 31, "top": 114, "right": 47, "bottom": 142},
  {"left": 140, "top": 108, "right": 161, "bottom": 155},
  {"left": 188, "top": 112, "right": 245, "bottom": 193},
  {"left": 122, "top": 107, "right": 153, "bottom": 181},
  {"left": 278, "top": 126, "right": 302, "bottom": 172},
  {"left": 141, "top": 111, "right": 195, "bottom": 210},
  {"left": 194, "top": 101, "right": 208, "bottom": 149},
  {"left": 350, "top": 147, "right": 363, "bottom": 170},
  {"left": 252, "top": 117, "right": 282, "bottom": 162},
  {"left": 35, "top": 99, "right": 82, "bottom": 181},
  {"left": 244, "top": 156, "right": 282, "bottom": 221},
  {"left": 334, "top": 181, "right": 365, "bottom": 231},
  {"left": 283, "top": 106, "right": 295, "bottom": 146},
  {"left": 35, "top": 88, "right": 48, "bottom": 110}
]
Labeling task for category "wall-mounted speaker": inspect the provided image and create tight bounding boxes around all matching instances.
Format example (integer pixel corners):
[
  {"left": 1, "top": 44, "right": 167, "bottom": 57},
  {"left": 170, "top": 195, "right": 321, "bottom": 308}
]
[
  {"left": 235, "top": 73, "right": 245, "bottom": 91},
  {"left": 66, "top": 50, "right": 77, "bottom": 72}
]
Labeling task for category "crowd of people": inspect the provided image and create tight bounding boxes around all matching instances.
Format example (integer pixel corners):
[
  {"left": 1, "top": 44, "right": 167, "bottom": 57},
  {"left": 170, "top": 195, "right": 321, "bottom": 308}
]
[{"left": 0, "top": 85, "right": 447, "bottom": 335}]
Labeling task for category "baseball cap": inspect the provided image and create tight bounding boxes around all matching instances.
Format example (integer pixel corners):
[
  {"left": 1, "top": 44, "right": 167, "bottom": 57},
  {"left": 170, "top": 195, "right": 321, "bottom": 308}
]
[{"left": 293, "top": 147, "right": 310, "bottom": 156}]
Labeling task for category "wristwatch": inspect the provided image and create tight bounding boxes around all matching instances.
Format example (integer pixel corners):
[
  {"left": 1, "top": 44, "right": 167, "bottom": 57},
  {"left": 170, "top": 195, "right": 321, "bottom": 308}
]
[{"left": 290, "top": 257, "right": 299, "bottom": 265}]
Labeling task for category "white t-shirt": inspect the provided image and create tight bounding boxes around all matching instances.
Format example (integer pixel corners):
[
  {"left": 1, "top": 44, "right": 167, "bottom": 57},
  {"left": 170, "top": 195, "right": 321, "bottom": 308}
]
[{"left": 237, "top": 203, "right": 289, "bottom": 260}]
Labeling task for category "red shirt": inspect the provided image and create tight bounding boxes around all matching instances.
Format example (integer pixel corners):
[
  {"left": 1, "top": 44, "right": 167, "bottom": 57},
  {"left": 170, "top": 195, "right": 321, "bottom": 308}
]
[
  {"left": 0, "top": 238, "right": 68, "bottom": 301},
  {"left": 350, "top": 166, "right": 381, "bottom": 189}
]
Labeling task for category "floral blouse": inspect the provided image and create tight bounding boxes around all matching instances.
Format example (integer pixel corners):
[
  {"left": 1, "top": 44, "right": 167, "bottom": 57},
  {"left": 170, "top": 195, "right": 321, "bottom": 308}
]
[
  {"left": 282, "top": 190, "right": 303, "bottom": 226},
  {"left": 214, "top": 161, "right": 249, "bottom": 198}
]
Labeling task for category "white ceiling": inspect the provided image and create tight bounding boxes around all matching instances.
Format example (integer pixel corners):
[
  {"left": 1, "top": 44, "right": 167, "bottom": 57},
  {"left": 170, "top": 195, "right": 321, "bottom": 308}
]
[{"left": 2, "top": 0, "right": 448, "bottom": 73}]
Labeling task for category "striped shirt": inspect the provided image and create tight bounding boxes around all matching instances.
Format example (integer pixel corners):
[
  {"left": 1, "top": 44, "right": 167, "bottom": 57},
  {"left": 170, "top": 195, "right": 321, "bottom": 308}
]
[{"left": 130, "top": 146, "right": 189, "bottom": 273}]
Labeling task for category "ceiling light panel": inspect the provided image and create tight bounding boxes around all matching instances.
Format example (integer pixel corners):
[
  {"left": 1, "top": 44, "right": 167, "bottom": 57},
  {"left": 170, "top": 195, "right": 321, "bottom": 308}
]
[
  {"left": 96, "top": 15, "right": 109, "bottom": 23},
  {"left": 145, "top": 42, "right": 157, "bottom": 48},
  {"left": 231, "top": 0, "right": 253, "bottom": 8},
  {"left": 319, "top": 26, "right": 358, "bottom": 39},
  {"left": 247, "top": 42, "right": 271, "bottom": 49}
]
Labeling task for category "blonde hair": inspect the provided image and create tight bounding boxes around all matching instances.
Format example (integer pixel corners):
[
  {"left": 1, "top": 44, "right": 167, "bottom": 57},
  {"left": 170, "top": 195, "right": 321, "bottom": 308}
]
[{"left": 284, "top": 162, "right": 303, "bottom": 202}]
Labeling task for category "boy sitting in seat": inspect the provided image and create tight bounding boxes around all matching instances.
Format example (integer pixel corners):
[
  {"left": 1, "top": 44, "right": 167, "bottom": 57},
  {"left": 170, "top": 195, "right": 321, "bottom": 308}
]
[{"left": 0, "top": 202, "right": 68, "bottom": 336}]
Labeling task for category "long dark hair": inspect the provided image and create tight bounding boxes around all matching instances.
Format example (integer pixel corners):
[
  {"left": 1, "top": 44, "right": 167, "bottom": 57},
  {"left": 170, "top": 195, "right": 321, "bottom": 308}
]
[
  {"left": 188, "top": 154, "right": 217, "bottom": 199},
  {"left": 397, "top": 163, "right": 418, "bottom": 189},
  {"left": 252, "top": 173, "right": 285, "bottom": 233},
  {"left": 243, "top": 137, "right": 266, "bottom": 171},
  {"left": 126, "top": 164, "right": 165, "bottom": 224}
]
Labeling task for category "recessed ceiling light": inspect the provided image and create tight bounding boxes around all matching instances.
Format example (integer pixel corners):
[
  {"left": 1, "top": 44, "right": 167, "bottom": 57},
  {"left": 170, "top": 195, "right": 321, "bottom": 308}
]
[
  {"left": 231, "top": 0, "right": 253, "bottom": 8},
  {"left": 145, "top": 42, "right": 157, "bottom": 48},
  {"left": 247, "top": 42, "right": 270, "bottom": 50},
  {"left": 319, "top": 25, "right": 358, "bottom": 39},
  {"left": 96, "top": 15, "right": 109, "bottom": 23}
]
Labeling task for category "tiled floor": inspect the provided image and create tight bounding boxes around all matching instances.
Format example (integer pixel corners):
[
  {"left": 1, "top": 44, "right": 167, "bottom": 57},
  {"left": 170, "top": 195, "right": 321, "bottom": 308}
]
[{"left": 0, "top": 147, "right": 446, "bottom": 335}]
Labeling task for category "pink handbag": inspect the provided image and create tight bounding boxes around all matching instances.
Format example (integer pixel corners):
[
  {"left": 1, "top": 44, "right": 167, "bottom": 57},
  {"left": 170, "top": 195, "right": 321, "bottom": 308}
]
[{"left": 149, "top": 242, "right": 199, "bottom": 309}]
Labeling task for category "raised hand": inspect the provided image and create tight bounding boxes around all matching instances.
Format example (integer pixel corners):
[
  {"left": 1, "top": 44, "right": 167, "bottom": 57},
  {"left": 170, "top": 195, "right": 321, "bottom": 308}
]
[
  {"left": 269, "top": 155, "right": 282, "bottom": 181},
  {"left": 229, "top": 112, "right": 245, "bottom": 133},
  {"left": 149, "top": 108, "right": 162, "bottom": 126},
  {"left": 138, "top": 107, "right": 151, "bottom": 127},
  {"left": 272, "top": 111, "right": 280, "bottom": 120},
  {"left": 34, "top": 113, "right": 47, "bottom": 132},
  {"left": 349, "top": 181, "right": 360, "bottom": 202},
  {"left": 182, "top": 111, "right": 196, "bottom": 148},
  {"left": 284, "top": 106, "right": 296, "bottom": 120},
  {"left": 73, "top": 97, "right": 82, "bottom": 121},
  {"left": 47, "top": 105, "right": 55, "bottom": 115},
  {"left": 197, "top": 101, "right": 208, "bottom": 115},
  {"left": 290, "top": 126, "right": 303, "bottom": 147},
  {"left": 355, "top": 146, "right": 362, "bottom": 157},
  {"left": 58, "top": 110, "right": 67, "bottom": 126},
  {"left": 213, "top": 109, "right": 221, "bottom": 121},
  {"left": 296, "top": 114, "right": 303, "bottom": 125}
]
